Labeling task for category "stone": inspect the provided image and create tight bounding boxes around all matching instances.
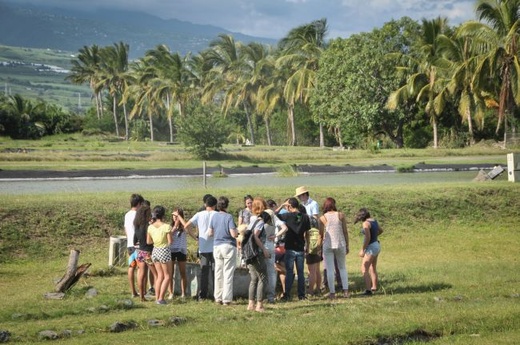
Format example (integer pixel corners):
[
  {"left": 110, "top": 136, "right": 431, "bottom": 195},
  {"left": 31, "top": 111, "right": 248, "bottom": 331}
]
[
  {"left": 0, "top": 330, "right": 11, "bottom": 343},
  {"left": 109, "top": 322, "right": 137, "bottom": 333},
  {"left": 38, "top": 330, "right": 59, "bottom": 340},
  {"left": 168, "top": 316, "right": 187, "bottom": 326},
  {"left": 85, "top": 288, "right": 98, "bottom": 298}
]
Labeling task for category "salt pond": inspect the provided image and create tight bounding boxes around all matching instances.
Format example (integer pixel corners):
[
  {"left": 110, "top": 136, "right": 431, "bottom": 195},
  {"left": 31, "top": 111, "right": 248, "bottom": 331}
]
[{"left": 0, "top": 171, "right": 482, "bottom": 195}]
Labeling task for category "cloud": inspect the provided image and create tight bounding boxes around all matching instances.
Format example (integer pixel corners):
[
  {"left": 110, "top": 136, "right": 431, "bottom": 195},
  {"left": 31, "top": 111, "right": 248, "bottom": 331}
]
[{"left": 16, "top": 0, "right": 478, "bottom": 39}]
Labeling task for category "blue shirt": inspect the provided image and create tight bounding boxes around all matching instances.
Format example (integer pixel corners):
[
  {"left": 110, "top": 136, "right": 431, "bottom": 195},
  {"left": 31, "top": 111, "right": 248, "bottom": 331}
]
[{"left": 209, "top": 212, "right": 237, "bottom": 247}]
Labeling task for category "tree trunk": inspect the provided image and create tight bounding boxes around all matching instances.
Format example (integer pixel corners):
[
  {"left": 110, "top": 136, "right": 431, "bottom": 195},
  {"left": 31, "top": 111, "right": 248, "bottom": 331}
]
[
  {"left": 149, "top": 112, "right": 154, "bottom": 142},
  {"left": 97, "top": 92, "right": 104, "bottom": 118},
  {"left": 432, "top": 115, "right": 438, "bottom": 149},
  {"left": 465, "top": 104, "right": 475, "bottom": 145},
  {"left": 55, "top": 249, "right": 91, "bottom": 293},
  {"left": 244, "top": 103, "right": 255, "bottom": 145},
  {"left": 123, "top": 102, "right": 129, "bottom": 141},
  {"left": 288, "top": 105, "right": 296, "bottom": 146},
  {"left": 112, "top": 95, "right": 120, "bottom": 137},
  {"left": 319, "top": 121, "right": 325, "bottom": 148},
  {"left": 265, "top": 117, "right": 272, "bottom": 146}
]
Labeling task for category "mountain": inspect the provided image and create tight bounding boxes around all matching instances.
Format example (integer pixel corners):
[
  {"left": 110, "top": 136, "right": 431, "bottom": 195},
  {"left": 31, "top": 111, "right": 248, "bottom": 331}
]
[{"left": 0, "top": 1, "right": 277, "bottom": 59}]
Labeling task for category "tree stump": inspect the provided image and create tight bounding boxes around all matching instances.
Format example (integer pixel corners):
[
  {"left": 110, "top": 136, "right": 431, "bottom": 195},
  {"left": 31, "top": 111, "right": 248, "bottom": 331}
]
[{"left": 54, "top": 249, "right": 91, "bottom": 293}]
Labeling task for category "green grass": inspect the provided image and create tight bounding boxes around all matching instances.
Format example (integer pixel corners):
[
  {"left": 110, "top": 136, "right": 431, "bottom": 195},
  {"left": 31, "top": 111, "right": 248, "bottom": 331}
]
[
  {"left": 1, "top": 183, "right": 519, "bottom": 344},
  {"left": 0, "top": 134, "right": 516, "bottom": 171}
]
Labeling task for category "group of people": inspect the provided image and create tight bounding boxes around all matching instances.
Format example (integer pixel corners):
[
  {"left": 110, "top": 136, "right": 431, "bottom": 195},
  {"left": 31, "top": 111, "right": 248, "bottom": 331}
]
[{"left": 123, "top": 186, "right": 383, "bottom": 309}]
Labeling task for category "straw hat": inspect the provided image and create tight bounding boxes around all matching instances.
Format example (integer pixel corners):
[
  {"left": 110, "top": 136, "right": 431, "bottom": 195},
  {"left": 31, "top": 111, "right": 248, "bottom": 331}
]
[{"left": 294, "top": 186, "right": 309, "bottom": 197}]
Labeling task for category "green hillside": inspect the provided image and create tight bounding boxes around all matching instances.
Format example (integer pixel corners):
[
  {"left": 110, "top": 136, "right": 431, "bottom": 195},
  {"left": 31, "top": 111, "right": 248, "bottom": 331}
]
[{"left": 0, "top": 45, "right": 91, "bottom": 112}]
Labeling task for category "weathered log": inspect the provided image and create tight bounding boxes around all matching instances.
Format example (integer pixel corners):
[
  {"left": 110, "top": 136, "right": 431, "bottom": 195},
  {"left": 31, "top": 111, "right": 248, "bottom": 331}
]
[{"left": 54, "top": 249, "right": 91, "bottom": 292}]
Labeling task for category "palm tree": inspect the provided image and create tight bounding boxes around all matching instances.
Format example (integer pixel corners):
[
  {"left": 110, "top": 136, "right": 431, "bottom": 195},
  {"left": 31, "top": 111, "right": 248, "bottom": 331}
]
[
  {"left": 438, "top": 33, "right": 486, "bottom": 145},
  {"left": 67, "top": 45, "right": 103, "bottom": 119},
  {"left": 388, "top": 17, "right": 449, "bottom": 148},
  {"left": 458, "top": 0, "right": 520, "bottom": 146},
  {"left": 203, "top": 34, "right": 259, "bottom": 144},
  {"left": 97, "top": 42, "right": 130, "bottom": 139},
  {"left": 142, "top": 45, "right": 190, "bottom": 143},
  {"left": 277, "top": 18, "right": 328, "bottom": 146}
]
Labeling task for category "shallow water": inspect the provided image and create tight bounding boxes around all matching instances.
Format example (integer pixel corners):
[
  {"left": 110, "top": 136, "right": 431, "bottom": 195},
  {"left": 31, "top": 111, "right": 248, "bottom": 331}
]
[{"left": 0, "top": 171, "right": 480, "bottom": 195}]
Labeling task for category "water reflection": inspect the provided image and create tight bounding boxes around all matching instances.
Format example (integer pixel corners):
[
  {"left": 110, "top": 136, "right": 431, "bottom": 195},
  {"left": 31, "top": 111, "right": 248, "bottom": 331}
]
[{"left": 0, "top": 171, "right": 479, "bottom": 195}]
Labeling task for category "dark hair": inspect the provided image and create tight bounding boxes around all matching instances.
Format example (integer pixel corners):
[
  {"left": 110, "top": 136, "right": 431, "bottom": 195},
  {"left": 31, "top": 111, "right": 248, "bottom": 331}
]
[
  {"left": 151, "top": 205, "right": 166, "bottom": 222},
  {"left": 287, "top": 197, "right": 299, "bottom": 209},
  {"left": 217, "top": 196, "right": 229, "bottom": 211},
  {"left": 266, "top": 199, "right": 277, "bottom": 208},
  {"left": 205, "top": 195, "right": 217, "bottom": 208},
  {"left": 202, "top": 194, "right": 213, "bottom": 203},
  {"left": 130, "top": 193, "right": 144, "bottom": 208},
  {"left": 171, "top": 207, "right": 185, "bottom": 231},
  {"left": 260, "top": 210, "right": 272, "bottom": 224},
  {"left": 244, "top": 194, "right": 253, "bottom": 202},
  {"left": 298, "top": 204, "right": 307, "bottom": 214},
  {"left": 142, "top": 199, "right": 151, "bottom": 207},
  {"left": 354, "top": 208, "right": 371, "bottom": 224},
  {"left": 322, "top": 197, "right": 337, "bottom": 213},
  {"left": 134, "top": 204, "right": 151, "bottom": 229}
]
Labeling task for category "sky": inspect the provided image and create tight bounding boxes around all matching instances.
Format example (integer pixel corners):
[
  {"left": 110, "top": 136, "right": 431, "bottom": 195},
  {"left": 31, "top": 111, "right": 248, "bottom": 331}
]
[{"left": 21, "top": 0, "right": 478, "bottom": 39}]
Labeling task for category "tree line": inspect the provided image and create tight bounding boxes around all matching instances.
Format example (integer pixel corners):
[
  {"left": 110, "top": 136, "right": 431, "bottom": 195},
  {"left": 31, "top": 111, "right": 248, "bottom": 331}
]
[{"left": 1, "top": 0, "right": 519, "bottom": 153}]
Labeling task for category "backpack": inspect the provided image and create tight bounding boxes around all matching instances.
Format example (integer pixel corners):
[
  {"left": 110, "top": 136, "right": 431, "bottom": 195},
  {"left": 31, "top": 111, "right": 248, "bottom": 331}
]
[
  {"left": 241, "top": 219, "right": 263, "bottom": 264},
  {"left": 308, "top": 226, "right": 321, "bottom": 255}
]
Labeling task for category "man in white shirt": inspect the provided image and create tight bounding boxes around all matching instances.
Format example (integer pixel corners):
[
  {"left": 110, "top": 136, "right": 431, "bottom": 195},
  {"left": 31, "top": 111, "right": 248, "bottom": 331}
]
[
  {"left": 177, "top": 195, "right": 217, "bottom": 300},
  {"left": 124, "top": 193, "right": 143, "bottom": 298}
]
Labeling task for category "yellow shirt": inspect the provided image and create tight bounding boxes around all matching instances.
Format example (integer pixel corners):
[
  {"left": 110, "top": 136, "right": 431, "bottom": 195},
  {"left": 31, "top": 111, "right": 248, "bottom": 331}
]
[{"left": 147, "top": 223, "right": 170, "bottom": 248}]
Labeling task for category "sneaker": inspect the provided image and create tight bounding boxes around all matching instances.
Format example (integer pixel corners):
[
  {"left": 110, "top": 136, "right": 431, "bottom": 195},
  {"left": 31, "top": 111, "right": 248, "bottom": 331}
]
[
  {"left": 156, "top": 300, "right": 167, "bottom": 305},
  {"left": 361, "top": 290, "right": 373, "bottom": 296},
  {"left": 167, "top": 293, "right": 174, "bottom": 300},
  {"left": 148, "top": 288, "right": 155, "bottom": 296}
]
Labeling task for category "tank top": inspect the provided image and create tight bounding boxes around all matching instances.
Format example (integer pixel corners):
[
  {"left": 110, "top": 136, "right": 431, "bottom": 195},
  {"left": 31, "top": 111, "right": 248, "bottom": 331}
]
[
  {"left": 323, "top": 212, "right": 346, "bottom": 249},
  {"left": 362, "top": 219, "right": 379, "bottom": 244}
]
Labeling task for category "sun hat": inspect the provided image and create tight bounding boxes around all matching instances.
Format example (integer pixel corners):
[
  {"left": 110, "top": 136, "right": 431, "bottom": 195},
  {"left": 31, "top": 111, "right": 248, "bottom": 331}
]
[{"left": 294, "top": 186, "right": 309, "bottom": 197}]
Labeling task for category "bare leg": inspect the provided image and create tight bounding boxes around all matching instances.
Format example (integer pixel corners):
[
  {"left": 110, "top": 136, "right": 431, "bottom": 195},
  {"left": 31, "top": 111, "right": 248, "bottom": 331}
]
[
  {"left": 154, "top": 262, "right": 164, "bottom": 301},
  {"left": 136, "top": 261, "right": 148, "bottom": 301},
  {"left": 361, "top": 254, "right": 375, "bottom": 291},
  {"left": 369, "top": 255, "right": 379, "bottom": 291},
  {"left": 307, "top": 263, "right": 317, "bottom": 294},
  {"left": 178, "top": 261, "right": 187, "bottom": 297},
  {"left": 128, "top": 266, "right": 137, "bottom": 296}
]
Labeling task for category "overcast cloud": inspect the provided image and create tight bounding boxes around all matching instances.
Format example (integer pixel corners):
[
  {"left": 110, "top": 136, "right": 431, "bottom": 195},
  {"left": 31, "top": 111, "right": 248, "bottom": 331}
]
[{"left": 22, "top": 0, "right": 477, "bottom": 39}]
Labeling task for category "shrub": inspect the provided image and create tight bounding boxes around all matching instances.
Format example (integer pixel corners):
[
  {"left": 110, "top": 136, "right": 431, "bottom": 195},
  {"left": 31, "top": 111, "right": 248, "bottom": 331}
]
[{"left": 177, "top": 103, "right": 230, "bottom": 159}]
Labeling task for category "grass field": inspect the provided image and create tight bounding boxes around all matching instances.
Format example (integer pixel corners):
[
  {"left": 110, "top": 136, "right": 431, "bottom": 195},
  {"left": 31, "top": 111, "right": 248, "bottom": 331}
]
[{"left": 1, "top": 182, "right": 519, "bottom": 344}]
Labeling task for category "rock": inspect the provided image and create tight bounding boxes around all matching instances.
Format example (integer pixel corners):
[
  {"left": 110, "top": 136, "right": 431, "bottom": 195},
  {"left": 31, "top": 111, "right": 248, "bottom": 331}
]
[
  {"left": 433, "top": 296, "right": 443, "bottom": 302},
  {"left": 168, "top": 316, "right": 187, "bottom": 326},
  {"left": 98, "top": 305, "right": 110, "bottom": 312},
  {"left": 116, "top": 299, "right": 134, "bottom": 309},
  {"left": 38, "top": 330, "right": 59, "bottom": 340},
  {"left": 0, "top": 330, "right": 11, "bottom": 343},
  {"left": 61, "top": 330, "right": 72, "bottom": 338},
  {"left": 109, "top": 322, "right": 137, "bottom": 333},
  {"left": 85, "top": 288, "right": 98, "bottom": 298},
  {"left": 147, "top": 319, "right": 163, "bottom": 327},
  {"left": 10, "top": 313, "right": 24, "bottom": 320},
  {"left": 43, "top": 292, "right": 65, "bottom": 300}
]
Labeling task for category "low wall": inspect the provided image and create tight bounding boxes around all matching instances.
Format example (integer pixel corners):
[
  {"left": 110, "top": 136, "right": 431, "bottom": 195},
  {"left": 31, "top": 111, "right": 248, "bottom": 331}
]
[{"left": 172, "top": 263, "right": 250, "bottom": 299}]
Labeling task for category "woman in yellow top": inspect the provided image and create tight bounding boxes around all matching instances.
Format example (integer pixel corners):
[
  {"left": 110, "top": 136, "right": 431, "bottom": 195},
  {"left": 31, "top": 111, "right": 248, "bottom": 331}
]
[{"left": 147, "top": 205, "right": 172, "bottom": 305}]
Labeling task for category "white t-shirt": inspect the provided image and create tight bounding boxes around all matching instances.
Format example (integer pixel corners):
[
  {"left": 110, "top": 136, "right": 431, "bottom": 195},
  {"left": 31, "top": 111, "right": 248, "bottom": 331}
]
[
  {"left": 189, "top": 210, "right": 216, "bottom": 253},
  {"left": 124, "top": 209, "right": 137, "bottom": 248}
]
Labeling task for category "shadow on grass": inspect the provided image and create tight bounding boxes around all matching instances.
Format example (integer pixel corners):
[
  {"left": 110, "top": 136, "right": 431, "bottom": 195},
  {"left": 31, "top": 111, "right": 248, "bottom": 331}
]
[{"left": 349, "top": 273, "right": 452, "bottom": 295}]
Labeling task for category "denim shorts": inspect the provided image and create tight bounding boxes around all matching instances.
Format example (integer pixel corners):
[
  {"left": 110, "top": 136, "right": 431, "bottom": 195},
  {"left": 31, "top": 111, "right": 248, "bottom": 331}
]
[{"left": 365, "top": 241, "right": 381, "bottom": 256}]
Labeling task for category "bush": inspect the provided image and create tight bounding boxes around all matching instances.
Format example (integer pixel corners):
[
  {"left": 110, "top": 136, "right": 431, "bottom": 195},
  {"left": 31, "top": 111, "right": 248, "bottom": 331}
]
[{"left": 177, "top": 104, "right": 230, "bottom": 159}]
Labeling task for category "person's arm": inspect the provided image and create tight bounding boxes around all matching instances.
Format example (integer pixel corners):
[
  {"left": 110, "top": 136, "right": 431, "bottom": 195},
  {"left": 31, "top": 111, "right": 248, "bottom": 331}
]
[
  {"left": 358, "top": 220, "right": 371, "bottom": 257},
  {"left": 146, "top": 231, "right": 153, "bottom": 245},
  {"left": 304, "top": 229, "right": 310, "bottom": 255},
  {"left": 339, "top": 212, "right": 349, "bottom": 254},
  {"left": 167, "top": 231, "right": 173, "bottom": 246},
  {"left": 253, "top": 227, "right": 270, "bottom": 258}
]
